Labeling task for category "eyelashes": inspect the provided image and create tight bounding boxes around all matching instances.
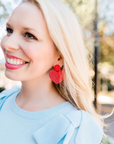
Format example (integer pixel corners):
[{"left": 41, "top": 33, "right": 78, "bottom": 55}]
[
  {"left": 5, "top": 27, "right": 13, "bottom": 34},
  {"left": 5, "top": 27, "right": 38, "bottom": 40},
  {"left": 23, "top": 32, "right": 38, "bottom": 40}
]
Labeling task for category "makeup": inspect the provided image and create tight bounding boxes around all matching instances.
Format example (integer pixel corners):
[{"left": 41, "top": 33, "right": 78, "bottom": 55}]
[
  {"left": 5, "top": 61, "right": 28, "bottom": 70},
  {"left": 6, "top": 53, "right": 27, "bottom": 62}
]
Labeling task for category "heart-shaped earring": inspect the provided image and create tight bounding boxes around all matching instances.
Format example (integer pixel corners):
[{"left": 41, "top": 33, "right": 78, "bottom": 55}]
[{"left": 49, "top": 64, "right": 65, "bottom": 84}]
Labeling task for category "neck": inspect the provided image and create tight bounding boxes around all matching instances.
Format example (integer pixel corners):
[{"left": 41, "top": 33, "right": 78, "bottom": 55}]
[{"left": 16, "top": 77, "right": 64, "bottom": 109}]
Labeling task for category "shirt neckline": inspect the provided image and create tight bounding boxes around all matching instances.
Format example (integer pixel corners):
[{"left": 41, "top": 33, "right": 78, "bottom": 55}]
[{"left": 10, "top": 89, "right": 71, "bottom": 120}]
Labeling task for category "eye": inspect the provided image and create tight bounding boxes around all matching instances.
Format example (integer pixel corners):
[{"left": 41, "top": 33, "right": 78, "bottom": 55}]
[
  {"left": 23, "top": 32, "right": 38, "bottom": 40},
  {"left": 5, "top": 27, "right": 13, "bottom": 34}
]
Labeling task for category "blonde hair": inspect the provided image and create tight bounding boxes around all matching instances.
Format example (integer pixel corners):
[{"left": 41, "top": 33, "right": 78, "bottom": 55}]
[{"left": 22, "top": 0, "right": 113, "bottom": 137}]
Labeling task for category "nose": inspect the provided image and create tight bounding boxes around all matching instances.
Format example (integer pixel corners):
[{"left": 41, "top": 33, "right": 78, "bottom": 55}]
[{"left": 3, "top": 33, "right": 20, "bottom": 52}]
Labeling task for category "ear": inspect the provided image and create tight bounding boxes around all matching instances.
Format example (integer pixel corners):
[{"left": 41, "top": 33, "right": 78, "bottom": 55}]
[{"left": 56, "top": 55, "right": 64, "bottom": 68}]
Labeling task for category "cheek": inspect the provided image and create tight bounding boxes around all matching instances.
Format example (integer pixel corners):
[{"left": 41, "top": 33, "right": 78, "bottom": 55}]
[
  {"left": 0, "top": 36, "right": 6, "bottom": 51},
  {"left": 0, "top": 37, "right": 7, "bottom": 58},
  {"left": 22, "top": 43, "right": 56, "bottom": 63}
]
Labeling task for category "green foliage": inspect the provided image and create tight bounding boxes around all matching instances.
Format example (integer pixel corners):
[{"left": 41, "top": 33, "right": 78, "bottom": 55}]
[
  {"left": 61, "top": 0, "right": 114, "bottom": 66},
  {"left": 61, "top": 0, "right": 95, "bottom": 29},
  {"left": 101, "top": 135, "right": 111, "bottom": 144}
]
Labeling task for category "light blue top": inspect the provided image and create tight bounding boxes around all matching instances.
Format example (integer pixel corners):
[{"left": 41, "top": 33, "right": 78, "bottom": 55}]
[{"left": 0, "top": 87, "right": 103, "bottom": 144}]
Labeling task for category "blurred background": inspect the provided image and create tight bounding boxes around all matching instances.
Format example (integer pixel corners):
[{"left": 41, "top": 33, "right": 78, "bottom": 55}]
[{"left": 0, "top": 0, "right": 114, "bottom": 143}]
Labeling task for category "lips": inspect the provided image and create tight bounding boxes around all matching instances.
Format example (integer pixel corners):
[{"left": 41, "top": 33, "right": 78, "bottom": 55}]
[
  {"left": 6, "top": 53, "right": 29, "bottom": 63},
  {"left": 5, "top": 61, "right": 27, "bottom": 70},
  {"left": 5, "top": 53, "right": 29, "bottom": 70}
]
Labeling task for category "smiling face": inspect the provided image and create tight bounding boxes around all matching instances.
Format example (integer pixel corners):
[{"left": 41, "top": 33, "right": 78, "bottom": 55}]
[{"left": 0, "top": 2, "right": 63, "bottom": 82}]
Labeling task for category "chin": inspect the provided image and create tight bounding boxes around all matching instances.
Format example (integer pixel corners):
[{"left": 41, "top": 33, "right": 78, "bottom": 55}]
[{"left": 5, "top": 70, "right": 21, "bottom": 81}]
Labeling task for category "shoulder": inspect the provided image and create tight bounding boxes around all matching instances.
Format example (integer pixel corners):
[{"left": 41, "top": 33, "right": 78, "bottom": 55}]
[
  {"left": 33, "top": 108, "right": 103, "bottom": 144},
  {"left": 0, "top": 86, "right": 20, "bottom": 99},
  {"left": 63, "top": 109, "right": 103, "bottom": 144},
  {"left": 0, "top": 86, "right": 21, "bottom": 110},
  {"left": 73, "top": 110, "right": 103, "bottom": 144}
]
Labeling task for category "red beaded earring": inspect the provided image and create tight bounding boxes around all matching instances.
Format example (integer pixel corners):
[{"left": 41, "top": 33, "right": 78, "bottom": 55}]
[{"left": 49, "top": 64, "right": 65, "bottom": 84}]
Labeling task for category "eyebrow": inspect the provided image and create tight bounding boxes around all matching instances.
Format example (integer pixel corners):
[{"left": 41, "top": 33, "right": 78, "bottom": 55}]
[{"left": 6, "top": 22, "right": 41, "bottom": 35}]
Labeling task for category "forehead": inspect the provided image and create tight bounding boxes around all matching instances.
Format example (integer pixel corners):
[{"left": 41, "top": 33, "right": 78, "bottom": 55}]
[{"left": 8, "top": 2, "right": 48, "bottom": 35}]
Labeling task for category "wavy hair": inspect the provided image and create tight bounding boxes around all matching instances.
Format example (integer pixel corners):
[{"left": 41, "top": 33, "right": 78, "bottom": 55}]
[{"left": 22, "top": 0, "right": 113, "bottom": 137}]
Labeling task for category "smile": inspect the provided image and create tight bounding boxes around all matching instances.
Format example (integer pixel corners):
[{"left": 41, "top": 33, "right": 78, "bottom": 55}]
[
  {"left": 5, "top": 61, "right": 28, "bottom": 70},
  {"left": 6, "top": 58, "right": 27, "bottom": 65},
  {"left": 5, "top": 54, "right": 29, "bottom": 70},
  {"left": 6, "top": 53, "right": 29, "bottom": 64}
]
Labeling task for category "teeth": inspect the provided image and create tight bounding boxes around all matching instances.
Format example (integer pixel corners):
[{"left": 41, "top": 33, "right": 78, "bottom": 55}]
[
  {"left": 20, "top": 61, "right": 23, "bottom": 64},
  {"left": 14, "top": 59, "right": 16, "bottom": 64},
  {"left": 7, "top": 58, "right": 10, "bottom": 63},
  {"left": 10, "top": 59, "right": 13, "bottom": 64},
  {"left": 7, "top": 58, "right": 26, "bottom": 65},
  {"left": 17, "top": 60, "right": 20, "bottom": 65}
]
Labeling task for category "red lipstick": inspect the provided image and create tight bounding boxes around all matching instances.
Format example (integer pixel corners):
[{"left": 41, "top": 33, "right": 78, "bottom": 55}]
[
  {"left": 5, "top": 61, "right": 27, "bottom": 70},
  {"left": 6, "top": 53, "right": 25, "bottom": 61},
  {"left": 5, "top": 54, "right": 29, "bottom": 70}
]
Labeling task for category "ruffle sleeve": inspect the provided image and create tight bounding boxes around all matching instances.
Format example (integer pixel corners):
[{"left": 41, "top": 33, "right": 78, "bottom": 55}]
[
  {"left": 64, "top": 110, "right": 104, "bottom": 144},
  {"left": 0, "top": 86, "right": 21, "bottom": 110},
  {"left": 74, "top": 110, "right": 103, "bottom": 144},
  {"left": 33, "top": 109, "right": 103, "bottom": 144}
]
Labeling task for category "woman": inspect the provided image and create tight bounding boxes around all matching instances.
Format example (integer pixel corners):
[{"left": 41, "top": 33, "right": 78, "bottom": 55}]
[{"left": 0, "top": 0, "right": 108, "bottom": 143}]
